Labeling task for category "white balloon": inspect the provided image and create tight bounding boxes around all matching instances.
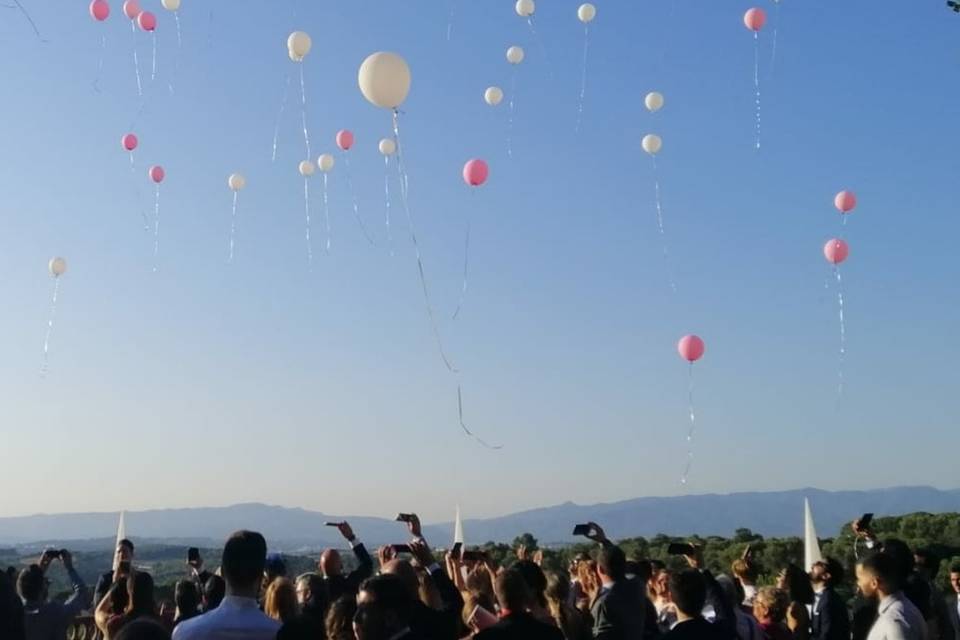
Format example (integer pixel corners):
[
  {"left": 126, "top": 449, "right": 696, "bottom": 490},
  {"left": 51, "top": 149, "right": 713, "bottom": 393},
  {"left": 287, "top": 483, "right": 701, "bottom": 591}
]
[
  {"left": 516, "top": 0, "right": 535, "bottom": 17},
  {"left": 317, "top": 154, "right": 335, "bottom": 172},
  {"left": 484, "top": 86, "right": 504, "bottom": 106},
  {"left": 161, "top": 0, "right": 180, "bottom": 10},
  {"left": 358, "top": 52, "right": 411, "bottom": 109},
  {"left": 228, "top": 173, "right": 246, "bottom": 191},
  {"left": 506, "top": 46, "right": 525, "bottom": 65},
  {"left": 287, "top": 31, "right": 312, "bottom": 62},
  {"left": 49, "top": 257, "right": 67, "bottom": 278},
  {"left": 645, "top": 92, "right": 664, "bottom": 112},
  {"left": 642, "top": 134, "right": 663, "bottom": 155},
  {"left": 578, "top": 3, "right": 596, "bottom": 23},
  {"left": 299, "top": 160, "right": 316, "bottom": 177},
  {"left": 379, "top": 138, "right": 396, "bottom": 156}
]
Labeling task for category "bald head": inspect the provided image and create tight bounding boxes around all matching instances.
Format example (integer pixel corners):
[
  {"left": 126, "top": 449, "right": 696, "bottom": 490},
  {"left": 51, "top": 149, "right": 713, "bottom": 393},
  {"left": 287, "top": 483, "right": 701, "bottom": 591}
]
[
  {"left": 319, "top": 549, "right": 342, "bottom": 577},
  {"left": 382, "top": 559, "right": 419, "bottom": 600}
]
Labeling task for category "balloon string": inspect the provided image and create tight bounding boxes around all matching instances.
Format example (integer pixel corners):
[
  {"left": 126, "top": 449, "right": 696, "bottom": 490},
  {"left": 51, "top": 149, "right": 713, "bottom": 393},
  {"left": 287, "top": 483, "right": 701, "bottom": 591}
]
[
  {"left": 299, "top": 64, "right": 311, "bottom": 161},
  {"left": 11, "top": 0, "right": 43, "bottom": 41},
  {"left": 131, "top": 21, "right": 143, "bottom": 98},
  {"left": 228, "top": 191, "right": 238, "bottom": 263},
  {"left": 271, "top": 71, "right": 292, "bottom": 163},
  {"left": 507, "top": 69, "right": 517, "bottom": 159},
  {"left": 41, "top": 278, "right": 60, "bottom": 378},
  {"left": 168, "top": 12, "right": 182, "bottom": 95},
  {"left": 93, "top": 34, "right": 107, "bottom": 93},
  {"left": 681, "top": 362, "right": 696, "bottom": 485},
  {"left": 304, "top": 178, "right": 313, "bottom": 269},
  {"left": 384, "top": 156, "right": 394, "bottom": 257},
  {"left": 128, "top": 152, "right": 150, "bottom": 232},
  {"left": 446, "top": 0, "right": 457, "bottom": 42},
  {"left": 526, "top": 17, "right": 552, "bottom": 79},
  {"left": 652, "top": 156, "right": 677, "bottom": 293},
  {"left": 392, "top": 109, "right": 459, "bottom": 374},
  {"left": 344, "top": 154, "right": 376, "bottom": 246},
  {"left": 175, "top": 10, "right": 182, "bottom": 48},
  {"left": 458, "top": 385, "right": 503, "bottom": 450},
  {"left": 452, "top": 210, "right": 471, "bottom": 321},
  {"left": 322, "top": 173, "right": 331, "bottom": 254},
  {"left": 835, "top": 266, "right": 845, "bottom": 397},
  {"left": 152, "top": 185, "right": 161, "bottom": 273},
  {"left": 754, "top": 32, "right": 761, "bottom": 151},
  {"left": 771, "top": 2, "right": 780, "bottom": 75},
  {"left": 151, "top": 32, "right": 157, "bottom": 82},
  {"left": 575, "top": 25, "right": 590, "bottom": 134}
]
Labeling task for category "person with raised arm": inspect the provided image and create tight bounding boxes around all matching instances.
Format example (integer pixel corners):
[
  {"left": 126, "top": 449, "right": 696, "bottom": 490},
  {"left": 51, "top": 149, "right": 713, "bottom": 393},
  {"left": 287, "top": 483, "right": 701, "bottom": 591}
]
[{"left": 318, "top": 521, "right": 373, "bottom": 603}]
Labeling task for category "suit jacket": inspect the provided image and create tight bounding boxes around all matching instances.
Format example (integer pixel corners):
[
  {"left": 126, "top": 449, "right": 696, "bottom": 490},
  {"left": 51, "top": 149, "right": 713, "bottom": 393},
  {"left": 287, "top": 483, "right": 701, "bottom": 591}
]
[
  {"left": 812, "top": 587, "right": 851, "bottom": 640},
  {"left": 663, "top": 618, "right": 733, "bottom": 640},
  {"left": 590, "top": 579, "right": 646, "bottom": 640},
  {"left": 475, "top": 612, "right": 565, "bottom": 640},
  {"left": 408, "top": 566, "right": 464, "bottom": 640},
  {"left": 945, "top": 594, "right": 960, "bottom": 640},
  {"left": 324, "top": 543, "right": 373, "bottom": 603}
]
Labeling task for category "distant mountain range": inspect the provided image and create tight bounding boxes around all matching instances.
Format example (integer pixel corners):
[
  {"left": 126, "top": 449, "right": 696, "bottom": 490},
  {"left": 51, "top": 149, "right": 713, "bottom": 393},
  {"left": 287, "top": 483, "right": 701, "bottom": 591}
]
[{"left": 3, "top": 486, "right": 958, "bottom": 551}]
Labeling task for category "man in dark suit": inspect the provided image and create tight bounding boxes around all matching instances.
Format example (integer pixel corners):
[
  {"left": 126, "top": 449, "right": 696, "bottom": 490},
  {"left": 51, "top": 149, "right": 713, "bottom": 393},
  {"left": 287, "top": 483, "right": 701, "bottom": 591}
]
[
  {"left": 662, "top": 569, "right": 736, "bottom": 640},
  {"left": 355, "top": 574, "right": 427, "bottom": 640},
  {"left": 811, "top": 558, "right": 852, "bottom": 640},
  {"left": 319, "top": 521, "right": 373, "bottom": 603},
  {"left": 590, "top": 544, "right": 646, "bottom": 640},
  {"left": 91, "top": 539, "right": 135, "bottom": 640},
  {"left": 475, "top": 568, "right": 564, "bottom": 640},
  {"left": 947, "top": 564, "right": 960, "bottom": 640}
]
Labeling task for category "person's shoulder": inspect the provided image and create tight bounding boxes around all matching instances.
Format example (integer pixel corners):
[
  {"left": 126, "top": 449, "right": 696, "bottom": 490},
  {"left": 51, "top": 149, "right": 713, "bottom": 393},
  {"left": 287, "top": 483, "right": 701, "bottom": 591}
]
[{"left": 172, "top": 609, "right": 216, "bottom": 639}]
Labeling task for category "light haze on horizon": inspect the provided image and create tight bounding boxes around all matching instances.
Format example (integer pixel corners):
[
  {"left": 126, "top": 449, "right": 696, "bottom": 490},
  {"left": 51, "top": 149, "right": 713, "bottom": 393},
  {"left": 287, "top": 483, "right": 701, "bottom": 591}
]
[{"left": 1, "top": 1, "right": 958, "bottom": 523}]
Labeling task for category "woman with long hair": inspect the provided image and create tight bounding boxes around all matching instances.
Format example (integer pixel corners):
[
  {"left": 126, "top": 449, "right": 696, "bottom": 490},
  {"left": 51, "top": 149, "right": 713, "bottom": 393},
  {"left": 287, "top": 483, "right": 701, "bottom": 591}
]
[
  {"left": 545, "top": 572, "right": 592, "bottom": 640},
  {"left": 776, "top": 564, "right": 813, "bottom": 640},
  {"left": 96, "top": 571, "right": 159, "bottom": 640},
  {"left": 173, "top": 580, "right": 200, "bottom": 627},
  {"left": 324, "top": 596, "right": 357, "bottom": 640},
  {"left": 264, "top": 577, "right": 299, "bottom": 625}
]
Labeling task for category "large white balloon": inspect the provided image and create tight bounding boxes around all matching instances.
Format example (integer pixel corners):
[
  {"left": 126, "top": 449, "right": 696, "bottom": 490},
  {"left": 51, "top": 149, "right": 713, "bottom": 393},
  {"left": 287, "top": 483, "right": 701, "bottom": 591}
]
[
  {"left": 299, "top": 160, "right": 316, "bottom": 177},
  {"left": 358, "top": 52, "right": 411, "bottom": 109},
  {"left": 49, "top": 257, "right": 67, "bottom": 277},
  {"left": 642, "top": 134, "right": 663, "bottom": 155},
  {"left": 228, "top": 173, "right": 246, "bottom": 191},
  {"left": 645, "top": 92, "right": 664, "bottom": 112},
  {"left": 578, "top": 3, "right": 596, "bottom": 23},
  {"left": 484, "top": 86, "right": 504, "bottom": 106},
  {"left": 287, "top": 31, "right": 312, "bottom": 62},
  {"left": 506, "top": 46, "right": 525, "bottom": 65},
  {"left": 317, "top": 154, "right": 335, "bottom": 172},
  {"left": 516, "top": 0, "right": 535, "bottom": 17},
  {"left": 161, "top": 0, "right": 180, "bottom": 10},
  {"left": 379, "top": 138, "right": 396, "bottom": 156}
]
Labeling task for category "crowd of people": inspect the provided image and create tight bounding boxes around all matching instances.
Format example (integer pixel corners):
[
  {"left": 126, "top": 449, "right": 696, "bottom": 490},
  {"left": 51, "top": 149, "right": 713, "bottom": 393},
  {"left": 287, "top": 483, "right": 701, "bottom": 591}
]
[{"left": 2, "top": 516, "right": 960, "bottom": 640}]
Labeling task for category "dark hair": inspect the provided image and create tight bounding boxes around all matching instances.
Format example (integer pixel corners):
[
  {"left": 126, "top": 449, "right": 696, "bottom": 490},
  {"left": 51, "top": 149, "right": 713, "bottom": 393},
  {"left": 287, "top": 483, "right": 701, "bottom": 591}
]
[
  {"left": 353, "top": 602, "right": 387, "bottom": 640},
  {"left": 222, "top": 530, "right": 267, "bottom": 590},
  {"left": 119, "top": 539, "right": 135, "bottom": 553},
  {"left": 16, "top": 565, "right": 45, "bottom": 603},
  {"left": 914, "top": 547, "right": 939, "bottom": 574},
  {"left": 819, "top": 557, "right": 845, "bottom": 587},
  {"left": 649, "top": 560, "right": 666, "bottom": 574},
  {"left": 513, "top": 560, "right": 548, "bottom": 608},
  {"left": 950, "top": 563, "right": 960, "bottom": 574},
  {"left": 859, "top": 552, "right": 903, "bottom": 592},
  {"left": 781, "top": 563, "right": 814, "bottom": 605},
  {"left": 669, "top": 569, "right": 707, "bottom": 617},
  {"left": 358, "top": 574, "right": 414, "bottom": 624},
  {"left": 173, "top": 580, "right": 199, "bottom": 623},
  {"left": 265, "top": 553, "right": 287, "bottom": 580},
  {"left": 631, "top": 560, "right": 654, "bottom": 583},
  {"left": 114, "top": 618, "right": 170, "bottom": 640},
  {"left": 203, "top": 575, "right": 225, "bottom": 611},
  {"left": 598, "top": 545, "right": 627, "bottom": 582},
  {"left": 326, "top": 596, "right": 358, "bottom": 640},
  {"left": 126, "top": 572, "right": 156, "bottom": 618},
  {"left": 495, "top": 568, "right": 532, "bottom": 613},
  {"left": 880, "top": 539, "right": 914, "bottom": 581},
  {"left": 297, "top": 573, "right": 328, "bottom": 612}
]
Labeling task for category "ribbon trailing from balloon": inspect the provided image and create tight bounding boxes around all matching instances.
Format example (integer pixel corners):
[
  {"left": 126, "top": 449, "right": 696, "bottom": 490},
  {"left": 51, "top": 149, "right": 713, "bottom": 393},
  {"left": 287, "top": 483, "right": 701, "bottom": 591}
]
[
  {"left": 823, "top": 238, "right": 849, "bottom": 398},
  {"left": 123, "top": 1, "right": 144, "bottom": 97},
  {"left": 41, "top": 259, "right": 67, "bottom": 377},
  {"left": 771, "top": 0, "right": 781, "bottom": 73},
  {"left": 271, "top": 72, "right": 292, "bottom": 163},
  {"left": 677, "top": 335, "right": 705, "bottom": 484},
  {"left": 11, "top": 0, "right": 43, "bottom": 41},
  {"left": 299, "top": 160, "right": 315, "bottom": 268},
  {"left": 383, "top": 155, "right": 394, "bottom": 256},
  {"left": 89, "top": 1, "right": 109, "bottom": 92},
  {"left": 299, "top": 65, "right": 312, "bottom": 161},
  {"left": 642, "top": 135, "right": 676, "bottom": 292},
  {"left": 455, "top": 159, "right": 489, "bottom": 320},
  {"left": 227, "top": 173, "right": 245, "bottom": 263},
  {"left": 149, "top": 165, "right": 165, "bottom": 272},
  {"left": 457, "top": 386, "right": 503, "bottom": 450},
  {"left": 743, "top": 8, "right": 766, "bottom": 150},
  {"left": 121, "top": 133, "right": 151, "bottom": 232},
  {"left": 575, "top": 4, "right": 596, "bottom": 133},
  {"left": 453, "top": 215, "right": 471, "bottom": 321},
  {"left": 446, "top": 0, "right": 459, "bottom": 42},
  {"left": 322, "top": 172, "right": 331, "bottom": 254},
  {"left": 337, "top": 131, "right": 376, "bottom": 246}
]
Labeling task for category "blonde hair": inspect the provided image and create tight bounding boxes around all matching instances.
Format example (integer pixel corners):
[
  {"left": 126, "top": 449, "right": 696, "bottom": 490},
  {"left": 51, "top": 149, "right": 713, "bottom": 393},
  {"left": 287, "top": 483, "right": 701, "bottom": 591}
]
[
  {"left": 264, "top": 578, "right": 298, "bottom": 624},
  {"left": 755, "top": 587, "right": 787, "bottom": 621}
]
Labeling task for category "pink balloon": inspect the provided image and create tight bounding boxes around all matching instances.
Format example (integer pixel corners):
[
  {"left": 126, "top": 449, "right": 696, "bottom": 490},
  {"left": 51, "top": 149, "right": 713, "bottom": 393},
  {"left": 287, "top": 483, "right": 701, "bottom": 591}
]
[
  {"left": 678, "top": 335, "right": 705, "bottom": 363},
  {"left": 743, "top": 7, "right": 766, "bottom": 31},
  {"left": 834, "top": 190, "right": 857, "bottom": 214},
  {"left": 122, "top": 0, "right": 140, "bottom": 19},
  {"left": 823, "top": 238, "right": 849, "bottom": 265},
  {"left": 336, "top": 130, "right": 355, "bottom": 151},
  {"left": 462, "top": 159, "right": 489, "bottom": 187},
  {"left": 89, "top": 0, "right": 110, "bottom": 21},
  {"left": 137, "top": 10, "right": 156, "bottom": 31},
  {"left": 121, "top": 133, "right": 138, "bottom": 151},
  {"left": 149, "top": 165, "right": 165, "bottom": 183}
]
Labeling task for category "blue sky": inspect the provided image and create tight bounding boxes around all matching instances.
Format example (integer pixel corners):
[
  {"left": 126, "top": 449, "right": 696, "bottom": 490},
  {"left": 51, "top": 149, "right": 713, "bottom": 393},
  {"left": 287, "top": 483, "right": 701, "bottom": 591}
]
[{"left": 1, "top": 0, "right": 958, "bottom": 523}]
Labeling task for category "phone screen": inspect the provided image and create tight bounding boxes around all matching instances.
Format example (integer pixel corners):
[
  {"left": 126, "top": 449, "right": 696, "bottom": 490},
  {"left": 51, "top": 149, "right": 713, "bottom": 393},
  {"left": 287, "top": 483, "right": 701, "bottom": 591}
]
[
  {"left": 859, "top": 513, "right": 874, "bottom": 528},
  {"left": 667, "top": 543, "right": 694, "bottom": 556},
  {"left": 391, "top": 544, "right": 412, "bottom": 554},
  {"left": 451, "top": 542, "right": 463, "bottom": 558},
  {"left": 572, "top": 524, "right": 592, "bottom": 536},
  {"left": 187, "top": 548, "right": 200, "bottom": 562}
]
